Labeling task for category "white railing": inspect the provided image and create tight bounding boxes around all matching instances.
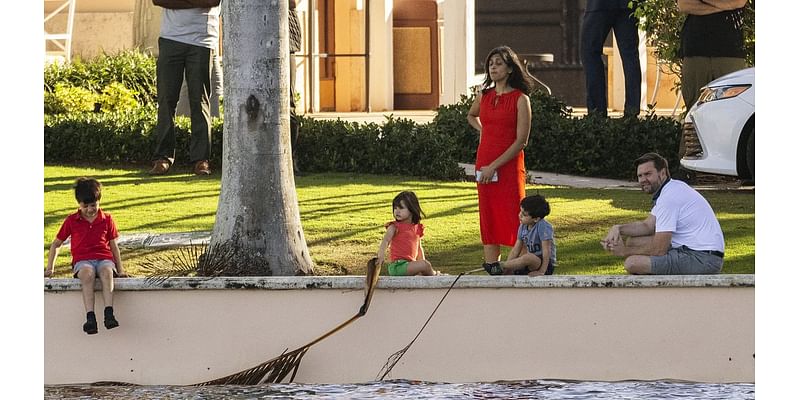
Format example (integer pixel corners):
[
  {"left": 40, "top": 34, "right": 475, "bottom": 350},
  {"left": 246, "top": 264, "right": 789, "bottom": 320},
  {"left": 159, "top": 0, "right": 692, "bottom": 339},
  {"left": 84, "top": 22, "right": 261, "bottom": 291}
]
[{"left": 44, "top": 0, "right": 77, "bottom": 64}]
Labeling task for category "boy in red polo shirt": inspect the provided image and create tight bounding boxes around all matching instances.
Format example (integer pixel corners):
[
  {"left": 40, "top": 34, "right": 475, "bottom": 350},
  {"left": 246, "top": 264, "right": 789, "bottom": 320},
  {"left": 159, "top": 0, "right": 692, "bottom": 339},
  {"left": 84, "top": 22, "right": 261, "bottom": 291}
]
[{"left": 45, "top": 178, "right": 127, "bottom": 335}]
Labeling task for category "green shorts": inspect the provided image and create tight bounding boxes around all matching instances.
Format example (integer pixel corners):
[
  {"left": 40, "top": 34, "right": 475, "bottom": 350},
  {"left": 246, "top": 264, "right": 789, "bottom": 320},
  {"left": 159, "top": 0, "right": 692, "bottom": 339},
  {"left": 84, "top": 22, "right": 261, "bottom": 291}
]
[{"left": 386, "top": 260, "right": 409, "bottom": 276}]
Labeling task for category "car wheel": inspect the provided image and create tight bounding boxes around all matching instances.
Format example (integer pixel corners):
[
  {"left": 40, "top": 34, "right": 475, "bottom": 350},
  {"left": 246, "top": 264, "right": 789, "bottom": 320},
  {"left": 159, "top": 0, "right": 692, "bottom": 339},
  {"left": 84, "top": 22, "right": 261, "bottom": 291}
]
[{"left": 746, "top": 128, "right": 755, "bottom": 182}]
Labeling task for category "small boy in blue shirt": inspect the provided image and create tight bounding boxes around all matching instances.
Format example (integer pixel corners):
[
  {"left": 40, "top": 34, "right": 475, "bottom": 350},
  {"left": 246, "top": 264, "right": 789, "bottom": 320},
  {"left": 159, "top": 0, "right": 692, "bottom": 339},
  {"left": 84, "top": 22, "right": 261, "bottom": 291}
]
[{"left": 484, "top": 194, "right": 556, "bottom": 276}]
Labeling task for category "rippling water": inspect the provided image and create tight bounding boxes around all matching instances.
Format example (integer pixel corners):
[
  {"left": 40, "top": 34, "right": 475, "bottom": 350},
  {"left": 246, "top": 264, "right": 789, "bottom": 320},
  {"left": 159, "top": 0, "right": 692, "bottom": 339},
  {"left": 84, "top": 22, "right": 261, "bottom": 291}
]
[{"left": 45, "top": 379, "right": 755, "bottom": 399}]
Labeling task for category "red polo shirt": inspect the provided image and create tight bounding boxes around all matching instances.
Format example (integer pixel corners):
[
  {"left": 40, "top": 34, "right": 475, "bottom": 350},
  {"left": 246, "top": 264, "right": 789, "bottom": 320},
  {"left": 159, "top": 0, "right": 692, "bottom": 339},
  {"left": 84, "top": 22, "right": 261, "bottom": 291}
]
[{"left": 56, "top": 209, "right": 119, "bottom": 266}]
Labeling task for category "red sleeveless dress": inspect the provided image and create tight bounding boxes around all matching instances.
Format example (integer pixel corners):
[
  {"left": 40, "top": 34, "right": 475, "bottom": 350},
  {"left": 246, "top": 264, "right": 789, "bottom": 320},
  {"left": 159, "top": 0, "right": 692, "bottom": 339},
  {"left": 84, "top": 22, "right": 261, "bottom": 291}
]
[{"left": 476, "top": 88, "right": 527, "bottom": 246}]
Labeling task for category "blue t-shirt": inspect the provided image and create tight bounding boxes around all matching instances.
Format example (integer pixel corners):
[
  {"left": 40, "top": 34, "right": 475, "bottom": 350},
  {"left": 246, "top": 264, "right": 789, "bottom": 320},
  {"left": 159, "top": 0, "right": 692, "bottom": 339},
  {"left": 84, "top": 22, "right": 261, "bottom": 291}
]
[{"left": 518, "top": 219, "right": 557, "bottom": 266}]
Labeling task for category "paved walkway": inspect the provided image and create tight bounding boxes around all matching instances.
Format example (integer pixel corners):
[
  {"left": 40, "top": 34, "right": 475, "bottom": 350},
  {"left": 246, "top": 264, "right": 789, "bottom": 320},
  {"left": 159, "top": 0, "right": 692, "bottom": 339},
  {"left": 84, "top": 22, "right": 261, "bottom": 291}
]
[{"left": 458, "top": 163, "right": 637, "bottom": 189}]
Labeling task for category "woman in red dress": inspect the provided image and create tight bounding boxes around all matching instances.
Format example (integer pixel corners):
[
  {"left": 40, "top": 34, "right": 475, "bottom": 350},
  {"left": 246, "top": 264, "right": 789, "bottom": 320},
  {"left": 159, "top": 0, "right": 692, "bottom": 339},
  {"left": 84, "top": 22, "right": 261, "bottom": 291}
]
[{"left": 467, "top": 46, "right": 533, "bottom": 269}]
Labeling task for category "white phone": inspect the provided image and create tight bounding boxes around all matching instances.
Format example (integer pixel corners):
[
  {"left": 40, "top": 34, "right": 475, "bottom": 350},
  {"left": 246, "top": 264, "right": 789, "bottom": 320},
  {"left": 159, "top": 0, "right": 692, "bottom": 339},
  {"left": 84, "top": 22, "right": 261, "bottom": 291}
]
[{"left": 475, "top": 170, "right": 498, "bottom": 182}]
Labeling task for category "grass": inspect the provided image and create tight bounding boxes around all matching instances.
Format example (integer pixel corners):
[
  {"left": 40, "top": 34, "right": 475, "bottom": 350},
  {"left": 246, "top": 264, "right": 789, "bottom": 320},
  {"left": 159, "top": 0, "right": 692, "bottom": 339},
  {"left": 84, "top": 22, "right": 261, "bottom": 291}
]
[{"left": 44, "top": 164, "right": 755, "bottom": 277}]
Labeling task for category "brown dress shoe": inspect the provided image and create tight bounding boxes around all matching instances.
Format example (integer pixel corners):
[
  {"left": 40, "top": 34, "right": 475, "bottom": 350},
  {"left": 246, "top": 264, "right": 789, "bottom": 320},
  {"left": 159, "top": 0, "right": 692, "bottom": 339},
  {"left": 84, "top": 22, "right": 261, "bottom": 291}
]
[
  {"left": 149, "top": 159, "right": 171, "bottom": 175},
  {"left": 193, "top": 160, "right": 211, "bottom": 175}
]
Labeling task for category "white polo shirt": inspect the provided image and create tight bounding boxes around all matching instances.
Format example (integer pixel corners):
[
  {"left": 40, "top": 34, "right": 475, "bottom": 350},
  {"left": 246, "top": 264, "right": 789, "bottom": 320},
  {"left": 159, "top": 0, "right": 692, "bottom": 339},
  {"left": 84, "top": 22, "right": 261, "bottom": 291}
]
[{"left": 651, "top": 179, "right": 725, "bottom": 252}]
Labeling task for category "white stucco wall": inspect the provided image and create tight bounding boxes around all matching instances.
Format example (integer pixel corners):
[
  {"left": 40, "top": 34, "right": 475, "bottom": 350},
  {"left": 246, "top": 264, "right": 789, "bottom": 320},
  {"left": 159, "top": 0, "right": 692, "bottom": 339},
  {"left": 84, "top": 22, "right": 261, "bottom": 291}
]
[{"left": 44, "top": 275, "right": 754, "bottom": 385}]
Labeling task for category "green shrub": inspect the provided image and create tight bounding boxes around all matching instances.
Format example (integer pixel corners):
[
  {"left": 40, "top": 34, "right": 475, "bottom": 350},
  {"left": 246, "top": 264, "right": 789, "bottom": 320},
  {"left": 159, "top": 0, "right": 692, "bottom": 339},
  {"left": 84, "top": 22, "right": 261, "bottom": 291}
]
[
  {"left": 99, "top": 82, "right": 140, "bottom": 113},
  {"left": 44, "top": 83, "right": 98, "bottom": 114},
  {"left": 44, "top": 49, "right": 157, "bottom": 106},
  {"left": 295, "top": 116, "right": 466, "bottom": 180},
  {"left": 44, "top": 108, "right": 224, "bottom": 167},
  {"left": 526, "top": 114, "right": 680, "bottom": 179}
]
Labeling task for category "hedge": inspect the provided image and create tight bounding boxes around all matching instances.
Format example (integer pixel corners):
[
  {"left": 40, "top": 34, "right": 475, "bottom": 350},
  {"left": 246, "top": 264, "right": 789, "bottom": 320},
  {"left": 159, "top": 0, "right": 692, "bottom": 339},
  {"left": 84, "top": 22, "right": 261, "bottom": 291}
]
[
  {"left": 43, "top": 49, "right": 680, "bottom": 180},
  {"left": 44, "top": 98, "right": 680, "bottom": 180}
]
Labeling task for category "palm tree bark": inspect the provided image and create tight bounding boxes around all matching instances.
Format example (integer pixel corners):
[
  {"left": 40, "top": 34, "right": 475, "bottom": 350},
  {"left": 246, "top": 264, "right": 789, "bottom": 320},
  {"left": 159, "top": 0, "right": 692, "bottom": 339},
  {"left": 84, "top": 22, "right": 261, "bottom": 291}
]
[{"left": 210, "top": 0, "right": 313, "bottom": 276}]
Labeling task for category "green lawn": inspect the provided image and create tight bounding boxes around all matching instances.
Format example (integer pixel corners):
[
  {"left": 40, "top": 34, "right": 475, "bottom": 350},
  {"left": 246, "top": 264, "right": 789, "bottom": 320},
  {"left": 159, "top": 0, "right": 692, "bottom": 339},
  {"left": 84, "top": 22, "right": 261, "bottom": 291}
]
[{"left": 44, "top": 164, "right": 755, "bottom": 277}]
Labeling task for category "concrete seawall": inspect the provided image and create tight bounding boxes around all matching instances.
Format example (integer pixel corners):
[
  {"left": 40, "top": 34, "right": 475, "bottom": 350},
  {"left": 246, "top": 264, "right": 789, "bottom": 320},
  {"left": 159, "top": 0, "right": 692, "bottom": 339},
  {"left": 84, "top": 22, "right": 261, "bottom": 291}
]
[{"left": 44, "top": 275, "right": 754, "bottom": 385}]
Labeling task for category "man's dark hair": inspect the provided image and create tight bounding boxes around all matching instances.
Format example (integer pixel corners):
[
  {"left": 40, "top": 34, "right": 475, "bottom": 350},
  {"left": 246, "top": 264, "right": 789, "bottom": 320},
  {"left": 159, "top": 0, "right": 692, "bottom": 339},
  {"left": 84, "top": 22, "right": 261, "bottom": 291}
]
[
  {"left": 633, "top": 152, "right": 670, "bottom": 177},
  {"left": 74, "top": 177, "right": 102, "bottom": 204},
  {"left": 520, "top": 194, "right": 550, "bottom": 219}
]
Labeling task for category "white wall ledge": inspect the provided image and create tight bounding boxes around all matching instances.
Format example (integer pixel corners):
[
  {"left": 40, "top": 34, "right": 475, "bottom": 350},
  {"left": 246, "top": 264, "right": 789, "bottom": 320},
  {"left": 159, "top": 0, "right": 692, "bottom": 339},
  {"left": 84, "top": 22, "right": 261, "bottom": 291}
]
[{"left": 44, "top": 274, "right": 754, "bottom": 291}]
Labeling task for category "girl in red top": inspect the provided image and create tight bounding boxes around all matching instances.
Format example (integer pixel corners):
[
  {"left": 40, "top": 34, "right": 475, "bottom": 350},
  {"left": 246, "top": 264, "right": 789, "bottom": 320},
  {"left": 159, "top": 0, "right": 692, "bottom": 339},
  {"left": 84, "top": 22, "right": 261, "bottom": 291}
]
[{"left": 376, "top": 191, "right": 439, "bottom": 276}]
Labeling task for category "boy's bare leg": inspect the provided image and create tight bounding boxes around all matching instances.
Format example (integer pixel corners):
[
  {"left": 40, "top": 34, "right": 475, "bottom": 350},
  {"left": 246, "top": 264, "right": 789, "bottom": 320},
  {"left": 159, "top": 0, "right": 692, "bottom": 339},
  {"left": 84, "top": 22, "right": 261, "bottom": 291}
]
[
  {"left": 77, "top": 266, "right": 99, "bottom": 334},
  {"left": 501, "top": 253, "right": 541, "bottom": 274},
  {"left": 77, "top": 267, "right": 96, "bottom": 313},
  {"left": 97, "top": 264, "right": 115, "bottom": 307},
  {"left": 407, "top": 260, "right": 434, "bottom": 276},
  {"left": 97, "top": 262, "right": 120, "bottom": 329}
]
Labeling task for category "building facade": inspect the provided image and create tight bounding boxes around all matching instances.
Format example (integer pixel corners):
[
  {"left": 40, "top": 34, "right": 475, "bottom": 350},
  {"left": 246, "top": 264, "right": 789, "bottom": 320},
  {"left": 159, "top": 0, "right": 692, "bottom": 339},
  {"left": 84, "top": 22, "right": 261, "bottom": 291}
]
[{"left": 44, "top": 0, "right": 682, "bottom": 113}]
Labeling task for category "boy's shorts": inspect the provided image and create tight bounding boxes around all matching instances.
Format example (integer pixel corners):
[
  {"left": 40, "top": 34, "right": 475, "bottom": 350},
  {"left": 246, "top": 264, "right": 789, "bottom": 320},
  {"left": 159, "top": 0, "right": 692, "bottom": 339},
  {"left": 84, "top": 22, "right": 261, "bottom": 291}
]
[
  {"left": 73, "top": 259, "right": 118, "bottom": 278},
  {"left": 650, "top": 246, "right": 723, "bottom": 275},
  {"left": 386, "top": 260, "right": 409, "bottom": 276}
]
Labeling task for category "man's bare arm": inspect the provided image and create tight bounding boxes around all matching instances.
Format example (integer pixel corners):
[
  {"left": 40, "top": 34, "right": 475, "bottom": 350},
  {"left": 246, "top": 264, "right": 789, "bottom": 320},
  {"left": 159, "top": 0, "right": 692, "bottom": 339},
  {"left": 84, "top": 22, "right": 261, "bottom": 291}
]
[{"left": 613, "top": 231, "right": 672, "bottom": 257}]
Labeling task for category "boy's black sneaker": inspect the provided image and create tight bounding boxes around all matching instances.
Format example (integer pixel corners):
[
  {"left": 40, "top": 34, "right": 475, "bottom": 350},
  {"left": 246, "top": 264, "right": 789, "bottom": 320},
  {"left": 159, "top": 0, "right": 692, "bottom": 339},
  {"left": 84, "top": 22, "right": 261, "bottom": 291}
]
[
  {"left": 483, "top": 262, "right": 503, "bottom": 276},
  {"left": 83, "top": 312, "right": 98, "bottom": 335},
  {"left": 104, "top": 307, "right": 119, "bottom": 330}
]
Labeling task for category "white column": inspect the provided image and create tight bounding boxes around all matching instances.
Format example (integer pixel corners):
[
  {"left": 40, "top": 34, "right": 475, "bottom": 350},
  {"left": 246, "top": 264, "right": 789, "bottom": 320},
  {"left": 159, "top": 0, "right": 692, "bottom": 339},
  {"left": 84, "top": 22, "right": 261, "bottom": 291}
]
[
  {"left": 368, "top": 0, "right": 394, "bottom": 111},
  {"left": 439, "top": 0, "right": 475, "bottom": 105}
]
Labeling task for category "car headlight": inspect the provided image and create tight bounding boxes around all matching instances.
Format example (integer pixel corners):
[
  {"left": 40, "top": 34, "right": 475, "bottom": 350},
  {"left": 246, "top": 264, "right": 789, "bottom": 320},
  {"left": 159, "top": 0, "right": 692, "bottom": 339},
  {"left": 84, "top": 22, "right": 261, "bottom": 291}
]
[{"left": 696, "top": 84, "right": 751, "bottom": 105}]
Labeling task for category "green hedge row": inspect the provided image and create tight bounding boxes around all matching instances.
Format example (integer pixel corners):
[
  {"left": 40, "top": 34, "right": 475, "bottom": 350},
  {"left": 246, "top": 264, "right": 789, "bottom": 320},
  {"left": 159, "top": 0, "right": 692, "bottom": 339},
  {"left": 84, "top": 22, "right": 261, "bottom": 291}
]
[
  {"left": 294, "top": 117, "right": 466, "bottom": 180},
  {"left": 44, "top": 95, "right": 680, "bottom": 180},
  {"left": 44, "top": 108, "right": 225, "bottom": 167},
  {"left": 44, "top": 50, "right": 681, "bottom": 180}
]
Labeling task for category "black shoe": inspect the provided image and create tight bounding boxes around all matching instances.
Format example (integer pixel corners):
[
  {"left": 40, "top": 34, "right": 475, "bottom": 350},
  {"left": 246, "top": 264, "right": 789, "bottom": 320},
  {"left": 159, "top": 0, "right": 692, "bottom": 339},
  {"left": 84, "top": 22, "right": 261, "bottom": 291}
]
[
  {"left": 83, "top": 313, "right": 98, "bottom": 335},
  {"left": 483, "top": 262, "right": 502, "bottom": 276},
  {"left": 104, "top": 307, "right": 119, "bottom": 330}
]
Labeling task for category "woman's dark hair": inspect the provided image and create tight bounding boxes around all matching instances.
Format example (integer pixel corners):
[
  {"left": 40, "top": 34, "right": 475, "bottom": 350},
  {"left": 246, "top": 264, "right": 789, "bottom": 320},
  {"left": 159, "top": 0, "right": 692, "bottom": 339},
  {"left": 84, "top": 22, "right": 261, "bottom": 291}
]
[
  {"left": 74, "top": 177, "right": 102, "bottom": 204},
  {"left": 520, "top": 194, "right": 550, "bottom": 219},
  {"left": 480, "top": 45, "right": 534, "bottom": 94},
  {"left": 392, "top": 191, "right": 425, "bottom": 224}
]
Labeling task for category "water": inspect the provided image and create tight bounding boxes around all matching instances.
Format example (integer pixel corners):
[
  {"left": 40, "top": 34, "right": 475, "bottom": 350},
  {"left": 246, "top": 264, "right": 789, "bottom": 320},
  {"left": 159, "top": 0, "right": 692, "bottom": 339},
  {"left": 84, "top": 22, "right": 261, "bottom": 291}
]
[{"left": 45, "top": 379, "right": 754, "bottom": 399}]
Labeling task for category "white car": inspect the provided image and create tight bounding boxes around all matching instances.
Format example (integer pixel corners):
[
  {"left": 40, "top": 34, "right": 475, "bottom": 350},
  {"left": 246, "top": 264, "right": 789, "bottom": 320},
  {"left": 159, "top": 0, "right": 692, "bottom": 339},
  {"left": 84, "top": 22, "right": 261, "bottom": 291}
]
[{"left": 680, "top": 67, "right": 755, "bottom": 181}]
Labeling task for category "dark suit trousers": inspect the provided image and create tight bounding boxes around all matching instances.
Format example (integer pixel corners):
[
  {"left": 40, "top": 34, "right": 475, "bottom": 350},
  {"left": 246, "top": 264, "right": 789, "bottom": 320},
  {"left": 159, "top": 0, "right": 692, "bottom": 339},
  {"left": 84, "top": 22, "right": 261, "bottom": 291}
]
[
  {"left": 153, "top": 37, "right": 212, "bottom": 164},
  {"left": 581, "top": 9, "right": 641, "bottom": 116}
]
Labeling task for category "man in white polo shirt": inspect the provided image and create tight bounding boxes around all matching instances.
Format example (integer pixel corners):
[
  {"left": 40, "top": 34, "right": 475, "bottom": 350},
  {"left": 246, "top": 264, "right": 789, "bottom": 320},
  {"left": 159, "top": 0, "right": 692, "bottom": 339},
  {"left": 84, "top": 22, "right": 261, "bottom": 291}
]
[{"left": 601, "top": 152, "right": 725, "bottom": 274}]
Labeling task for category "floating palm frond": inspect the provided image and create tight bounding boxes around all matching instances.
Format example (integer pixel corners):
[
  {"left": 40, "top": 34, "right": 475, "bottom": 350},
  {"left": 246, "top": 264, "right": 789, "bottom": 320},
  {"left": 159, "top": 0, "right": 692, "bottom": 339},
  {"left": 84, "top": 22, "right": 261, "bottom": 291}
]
[{"left": 192, "top": 257, "right": 382, "bottom": 385}]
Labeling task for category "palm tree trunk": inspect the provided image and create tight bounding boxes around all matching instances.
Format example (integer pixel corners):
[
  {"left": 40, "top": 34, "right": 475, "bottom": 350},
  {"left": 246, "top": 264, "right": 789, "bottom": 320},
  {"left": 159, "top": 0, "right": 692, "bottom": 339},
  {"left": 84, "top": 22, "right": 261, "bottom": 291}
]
[{"left": 210, "top": 0, "right": 313, "bottom": 276}]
